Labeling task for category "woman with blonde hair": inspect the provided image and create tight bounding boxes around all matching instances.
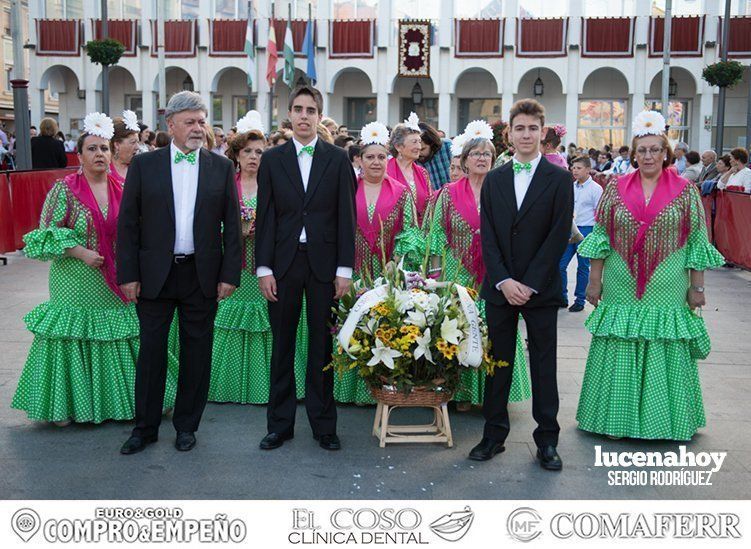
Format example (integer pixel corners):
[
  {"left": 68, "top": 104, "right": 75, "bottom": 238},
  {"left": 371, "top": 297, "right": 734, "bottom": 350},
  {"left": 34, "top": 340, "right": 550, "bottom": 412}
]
[{"left": 31, "top": 117, "right": 67, "bottom": 169}]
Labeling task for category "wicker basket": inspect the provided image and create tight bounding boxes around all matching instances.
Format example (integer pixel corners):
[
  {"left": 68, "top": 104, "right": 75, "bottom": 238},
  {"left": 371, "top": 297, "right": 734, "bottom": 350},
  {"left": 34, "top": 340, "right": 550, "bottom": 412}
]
[{"left": 369, "top": 385, "right": 453, "bottom": 407}]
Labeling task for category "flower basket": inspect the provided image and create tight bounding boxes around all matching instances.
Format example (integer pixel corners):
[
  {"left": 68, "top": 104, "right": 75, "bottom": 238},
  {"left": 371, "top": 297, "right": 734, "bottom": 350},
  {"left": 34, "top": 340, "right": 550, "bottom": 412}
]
[
  {"left": 370, "top": 384, "right": 453, "bottom": 407},
  {"left": 329, "top": 262, "right": 507, "bottom": 398},
  {"left": 85, "top": 38, "right": 126, "bottom": 66},
  {"left": 702, "top": 60, "right": 745, "bottom": 88}
]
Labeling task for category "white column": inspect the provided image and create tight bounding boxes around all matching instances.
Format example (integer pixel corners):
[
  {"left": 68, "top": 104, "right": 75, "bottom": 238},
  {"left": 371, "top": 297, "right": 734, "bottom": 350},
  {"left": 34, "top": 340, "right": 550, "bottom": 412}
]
[
  {"left": 142, "top": 86, "right": 155, "bottom": 129},
  {"left": 565, "top": 0, "right": 582, "bottom": 141},
  {"left": 502, "top": 0, "right": 518, "bottom": 121},
  {"left": 439, "top": 0, "right": 452, "bottom": 49},
  {"left": 376, "top": 46, "right": 389, "bottom": 124},
  {"left": 29, "top": 0, "right": 43, "bottom": 125},
  {"left": 377, "top": 0, "right": 391, "bottom": 48}
]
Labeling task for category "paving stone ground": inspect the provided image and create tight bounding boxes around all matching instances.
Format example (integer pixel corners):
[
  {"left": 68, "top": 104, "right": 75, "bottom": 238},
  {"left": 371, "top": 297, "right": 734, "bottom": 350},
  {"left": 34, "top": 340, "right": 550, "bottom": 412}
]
[{"left": 1, "top": 252, "right": 749, "bottom": 500}]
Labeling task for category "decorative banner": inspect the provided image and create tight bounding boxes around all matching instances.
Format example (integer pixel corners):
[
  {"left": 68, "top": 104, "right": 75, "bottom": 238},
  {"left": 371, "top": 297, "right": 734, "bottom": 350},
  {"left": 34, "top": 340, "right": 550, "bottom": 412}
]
[{"left": 398, "top": 20, "right": 431, "bottom": 78}]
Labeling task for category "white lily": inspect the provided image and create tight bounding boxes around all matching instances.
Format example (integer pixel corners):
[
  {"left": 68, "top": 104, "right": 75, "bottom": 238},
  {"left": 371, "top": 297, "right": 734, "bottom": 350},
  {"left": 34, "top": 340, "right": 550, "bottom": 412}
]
[
  {"left": 440, "top": 317, "right": 462, "bottom": 345},
  {"left": 414, "top": 328, "right": 434, "bottom": 364},
  {"left": 367, "top": 338, "right": 402, "bottom": 370},
  {"left": 405, "top": 310, "right": 427, "bottom": 329},
  {"left": 363, "top": 317, "right": 379, "bottom": 336},
  {"left": 394, "top": 289, "right": 415, "bottom": 313},
  {"left": 457, "top": 338, "right": 470, "bottom": 367}
]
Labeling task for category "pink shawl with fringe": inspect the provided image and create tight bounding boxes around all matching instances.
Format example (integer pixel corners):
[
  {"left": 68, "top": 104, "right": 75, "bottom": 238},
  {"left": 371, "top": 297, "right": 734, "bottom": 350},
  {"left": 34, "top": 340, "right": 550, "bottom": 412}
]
[
  {"left": 64, "top": 171, "right": 126, "bottom": 301},
  {"left": 386, "top": 157, "right": 431, "bottom": 223}
]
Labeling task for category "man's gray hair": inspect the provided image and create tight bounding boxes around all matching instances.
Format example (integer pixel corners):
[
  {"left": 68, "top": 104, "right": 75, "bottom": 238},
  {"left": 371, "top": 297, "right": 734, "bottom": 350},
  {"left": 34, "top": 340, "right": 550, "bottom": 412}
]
[
  {"left": 675, "top": 141, "right": 689, "bottom": 152},
  {"left": 702, "top": 149, "right": 717, "bottom": 161},
  {"left": 164, "top": 91, "right": 208, "bottom": 119}
]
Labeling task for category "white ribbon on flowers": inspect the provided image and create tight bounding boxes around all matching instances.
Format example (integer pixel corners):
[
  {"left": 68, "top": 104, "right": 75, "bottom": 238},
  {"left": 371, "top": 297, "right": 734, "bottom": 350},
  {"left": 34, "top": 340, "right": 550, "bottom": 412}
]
[
  {"left": 338, "top": 285, "right": 389, "bottom": 353},
  {"left": 453, "top": 284, "right": 483, "bottom": 368},
  {"left": 413, "top": 270, "right": 482, "bottom": 368}
]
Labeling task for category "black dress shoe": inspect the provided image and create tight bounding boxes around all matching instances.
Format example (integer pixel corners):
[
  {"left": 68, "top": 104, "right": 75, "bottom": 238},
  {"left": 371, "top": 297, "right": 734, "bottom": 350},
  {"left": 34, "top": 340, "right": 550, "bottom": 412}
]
[
  {"left": 314, "top": 433, "right": 341, "bottom": 451},
  {"left": 259, "top": 432, "right": 293, "bottom": 450},
  {"left": 175, "top": 431, "right": 196, "bottom": 452},
  {"left": 468, "top": 437, "right": 505, "bottom": 461},
  {"left": 559, "top": 302, "right": 569, "bottom": 308},
  {"left": 120, "top": 434, "right": 157, "bottom": 455},
  {"left": 568, "top": 303, "right": 584, "bottom": 312},
  {"left": 537, "top": 445, "right": 563, "bottom": 471}
]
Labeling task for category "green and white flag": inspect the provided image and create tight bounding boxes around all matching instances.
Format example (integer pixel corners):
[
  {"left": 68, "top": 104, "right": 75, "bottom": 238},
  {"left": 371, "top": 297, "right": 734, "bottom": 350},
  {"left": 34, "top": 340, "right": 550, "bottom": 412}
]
[
  {"left": 244, "top": 16, "right": 256, "bottom": 90},
  {"left": 282, "top": 20, "right": 295, "bottom": 87}
]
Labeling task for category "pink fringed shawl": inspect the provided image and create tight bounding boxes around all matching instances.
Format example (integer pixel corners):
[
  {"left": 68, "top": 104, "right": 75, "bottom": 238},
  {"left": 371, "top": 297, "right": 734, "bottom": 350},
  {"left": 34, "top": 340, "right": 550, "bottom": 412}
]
[
  {"left": 444, "top": 177, "right": 485, "bottom": 284},
  {"left": 386, "top": 157, "right": 431, "bottom": 224},
  {"left": 598, "top": 169, "right": 693, "bottom": 299},
  {"left": 355, "top": 174, "right": 409, "bottom": 272},
  {"left": 63, "top": 171, "right": 126, "bottom": 301}
]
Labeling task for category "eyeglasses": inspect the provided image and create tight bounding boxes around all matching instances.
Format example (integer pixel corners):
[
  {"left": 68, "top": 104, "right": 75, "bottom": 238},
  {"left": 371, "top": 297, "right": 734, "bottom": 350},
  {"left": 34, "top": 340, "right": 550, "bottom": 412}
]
[
  {"left": 468, "top": 151, "right": 494, "bottom": 159},
  {"left": 635, "top": 147, "right": 664, "bottom": 157}
]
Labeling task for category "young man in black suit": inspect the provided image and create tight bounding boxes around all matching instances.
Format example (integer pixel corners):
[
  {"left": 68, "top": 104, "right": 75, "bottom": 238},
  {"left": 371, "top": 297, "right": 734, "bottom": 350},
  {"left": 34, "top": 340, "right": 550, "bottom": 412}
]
[
  {"left": 117, "top": 91, "right": 242, "bottom": 454},
  {"left": 255, "top": 86, "right": 356, "bottom": 451},
  {"left": 472, "top": 99, "right": 574, "bottom": 470}
]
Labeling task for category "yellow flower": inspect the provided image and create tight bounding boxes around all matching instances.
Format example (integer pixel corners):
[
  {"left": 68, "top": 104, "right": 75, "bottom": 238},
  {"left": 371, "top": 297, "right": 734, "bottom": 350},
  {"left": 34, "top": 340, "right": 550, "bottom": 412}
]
[{"left": 466, "top": 287, "right": 478, "bottom": 300}]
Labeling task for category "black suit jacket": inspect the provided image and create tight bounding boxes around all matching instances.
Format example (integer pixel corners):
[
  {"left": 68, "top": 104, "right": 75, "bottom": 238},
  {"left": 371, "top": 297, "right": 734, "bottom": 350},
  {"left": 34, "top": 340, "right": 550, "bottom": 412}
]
[
  {"left": 255, "top": 139, "right": 356, "bottom": 282},
  {"left": 480, "top": 156, "right": 574, "bottom": 308},
  {"left": 116, "top": 146, "right": 242, "bottom": 300},
  {"left": 31, "top": 135, "right": 67, "bottom": 169}
]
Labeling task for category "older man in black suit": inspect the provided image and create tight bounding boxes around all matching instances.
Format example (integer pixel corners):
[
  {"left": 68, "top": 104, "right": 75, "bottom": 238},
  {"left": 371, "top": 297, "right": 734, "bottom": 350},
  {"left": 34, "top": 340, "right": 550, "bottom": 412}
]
[{"left": 117, "top": 91, "right": 242, "bottom": 454}]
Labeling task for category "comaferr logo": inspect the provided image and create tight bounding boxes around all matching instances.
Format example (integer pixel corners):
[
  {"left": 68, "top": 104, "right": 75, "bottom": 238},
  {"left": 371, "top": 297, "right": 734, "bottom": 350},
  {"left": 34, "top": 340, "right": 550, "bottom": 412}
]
[{"left": 429, "top": 506, "right": 475, "bottom": 542}]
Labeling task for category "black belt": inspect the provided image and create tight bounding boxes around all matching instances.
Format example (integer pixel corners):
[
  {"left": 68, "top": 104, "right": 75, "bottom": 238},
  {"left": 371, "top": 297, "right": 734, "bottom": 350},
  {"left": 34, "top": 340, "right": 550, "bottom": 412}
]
[{"left": 173, "top": 253, "right": 195, "bottom": 264}]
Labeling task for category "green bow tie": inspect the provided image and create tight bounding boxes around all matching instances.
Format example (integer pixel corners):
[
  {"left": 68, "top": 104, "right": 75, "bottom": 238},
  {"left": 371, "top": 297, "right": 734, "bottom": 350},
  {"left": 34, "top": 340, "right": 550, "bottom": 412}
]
[
  {"left": 513, "top": 161, "right": 532, "bottom": 174},
  {"left": 298, "top": 145, "right": 315, "bottom": 157},
  {"left": 174, "top": 150, "right": 197, "bottom": 165}
]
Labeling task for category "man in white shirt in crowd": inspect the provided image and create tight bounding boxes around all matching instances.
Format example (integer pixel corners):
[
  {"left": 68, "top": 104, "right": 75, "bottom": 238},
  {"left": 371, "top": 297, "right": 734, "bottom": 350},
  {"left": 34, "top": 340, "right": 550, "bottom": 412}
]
[
  {"left": 560, "top": 155, "right": 603, "bottom": 312},
  {"left": 609, "top": 145, "right": 632, "bottom": 176}
]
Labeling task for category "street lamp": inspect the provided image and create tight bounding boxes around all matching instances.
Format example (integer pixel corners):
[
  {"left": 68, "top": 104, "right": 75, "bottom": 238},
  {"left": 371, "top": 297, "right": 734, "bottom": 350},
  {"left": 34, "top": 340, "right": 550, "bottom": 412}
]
[
  {"left": 668, "top": 77, "right": 678, "bottom": 97},
  {"left": 533, "top": 70, "right": 544, "bottom": 97},
  {"left": 411, "top": 82, "right": 423, "bottom": 105}
]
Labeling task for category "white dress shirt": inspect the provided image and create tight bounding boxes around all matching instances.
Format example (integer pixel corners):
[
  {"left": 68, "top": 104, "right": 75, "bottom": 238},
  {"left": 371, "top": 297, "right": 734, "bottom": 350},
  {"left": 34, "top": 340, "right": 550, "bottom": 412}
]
[
  {"left": 256, "top": 137, "right": 352, "bottom": 279},
  {"left": 573, "top": 176, "right": 603, "bottom": 227},
  {"left": 513, "top": 152, "right": 542, "bottom": 210},
  {"left": 170, "top": 142, "right": 200, "bottom": 254},
  {"left": 495, "top": 153, "right": 542, "bottom": 292}
]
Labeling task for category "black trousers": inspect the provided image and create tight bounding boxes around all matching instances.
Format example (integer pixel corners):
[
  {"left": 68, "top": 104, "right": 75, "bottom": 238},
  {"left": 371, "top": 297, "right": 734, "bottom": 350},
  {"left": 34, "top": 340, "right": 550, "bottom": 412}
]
[
  {"left": 483, "top": 303, "right": 560, "bottom": 448},
  {"left": 267, "top": 246, "right": 337, "bottom": 436},
  {"left": 132, "top": 259, "right": 217, "bottom": 438}
]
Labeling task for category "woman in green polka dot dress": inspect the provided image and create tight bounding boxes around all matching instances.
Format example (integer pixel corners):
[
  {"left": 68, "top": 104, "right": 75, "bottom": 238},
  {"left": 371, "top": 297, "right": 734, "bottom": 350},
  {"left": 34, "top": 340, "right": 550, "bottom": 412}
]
[
  {"left": 208, "top": 113, "right": 309, "bottom": 404},
  {"left": 576, "top": 110, "right": 724, "bottom": 441},
  {"left": 12, "top": 116, "right": 177, "bottom": 425},
  {"left": 424, "top": 127, "right": 531, "bottom": 409},
  {"left": 334, "top": 122, "right": 425, "bottom": 404}
]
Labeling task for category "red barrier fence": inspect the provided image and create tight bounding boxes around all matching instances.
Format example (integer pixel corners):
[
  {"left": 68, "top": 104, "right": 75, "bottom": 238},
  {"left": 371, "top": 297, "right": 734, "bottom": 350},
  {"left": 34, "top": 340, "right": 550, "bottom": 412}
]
[
  {"left": 2, "top": 173, "right": 750, "bottom": 271},
  {"left": 66, "top": 152, "right": 80, "bottom": 167},
  {"left": 712, "top": 191, "right": 751, "bottom": 270},
  {"left": 1, "top": 168, "right": 76, "bottom": 252},
  {"left": 0, "top": 173, "right": 14, "bottom": 253}
]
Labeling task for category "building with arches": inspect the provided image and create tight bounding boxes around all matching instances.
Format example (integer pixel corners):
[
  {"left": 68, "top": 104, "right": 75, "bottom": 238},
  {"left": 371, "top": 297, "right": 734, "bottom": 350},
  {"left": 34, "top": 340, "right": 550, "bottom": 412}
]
[{"left": 25, "top": 0, "right": 751, "bottom": 152}]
